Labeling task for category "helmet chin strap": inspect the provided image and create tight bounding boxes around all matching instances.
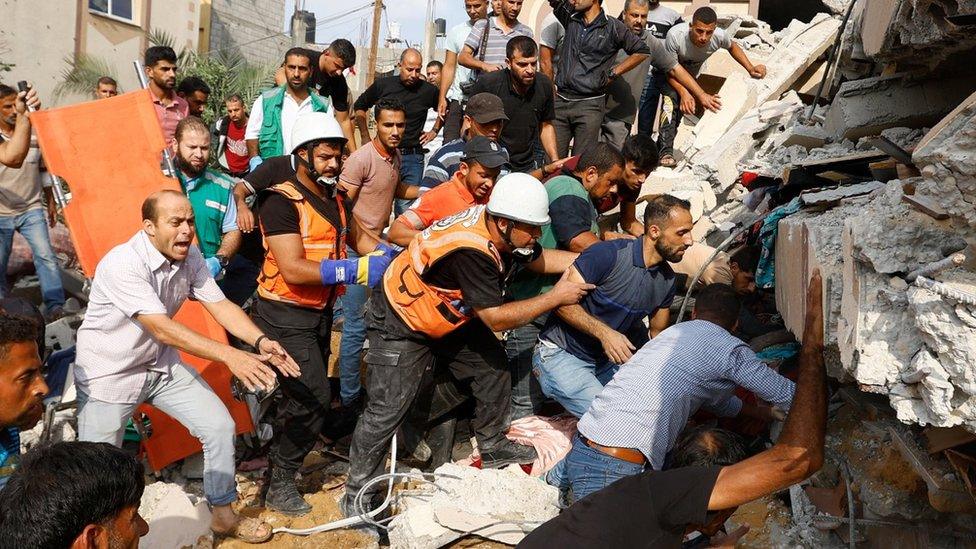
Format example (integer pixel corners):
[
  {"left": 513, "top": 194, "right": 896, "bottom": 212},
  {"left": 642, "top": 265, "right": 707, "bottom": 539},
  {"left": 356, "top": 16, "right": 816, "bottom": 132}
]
[
  {"left": 502, "top": 220, "right": 535, "bottom": 262},
  {"left": 299, "top": 144, "right": 340, "bottom": 192}
]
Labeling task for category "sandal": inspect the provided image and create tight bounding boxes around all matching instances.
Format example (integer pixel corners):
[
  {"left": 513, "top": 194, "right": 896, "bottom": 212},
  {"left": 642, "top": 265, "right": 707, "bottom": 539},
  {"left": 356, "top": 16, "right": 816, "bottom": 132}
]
[
  {"left": 212, "top": 517, "right": 273, "bottom": 544},
  {"left": 659, "top": 154, "right": 677, "bottom": 168}
]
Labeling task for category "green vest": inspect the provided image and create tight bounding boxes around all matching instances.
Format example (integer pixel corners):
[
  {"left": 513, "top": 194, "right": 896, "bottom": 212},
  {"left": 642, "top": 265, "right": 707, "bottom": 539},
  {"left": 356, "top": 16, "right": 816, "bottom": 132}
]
[
  {"left": 258, "top": 86, "right": 331, "bottom": 158},
  {"left": 507, "top": 175, "right": 599, "bottom": 300},
  {"left": 178, "top": 168, "right": 235, "bottom": 258}
]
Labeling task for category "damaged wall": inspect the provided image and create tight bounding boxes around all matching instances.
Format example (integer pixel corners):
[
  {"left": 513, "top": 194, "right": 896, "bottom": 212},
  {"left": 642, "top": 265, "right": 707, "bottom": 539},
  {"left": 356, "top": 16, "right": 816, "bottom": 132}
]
[{"left": 860, "top": 0, "right": 976, "bottom": 71}]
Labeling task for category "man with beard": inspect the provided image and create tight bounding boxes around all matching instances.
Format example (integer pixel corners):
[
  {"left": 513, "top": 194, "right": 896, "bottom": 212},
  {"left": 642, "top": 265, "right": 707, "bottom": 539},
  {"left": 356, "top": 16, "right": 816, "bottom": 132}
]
[
  {"left": 533, "top": 195, "right": 693, "bottom": 418},
  {"left": 75, "top": 190, "right": 300, "bottom": 543},
  {"left": 0, "top": 312, "right": 47, "bottom": 490},
  {"left": 354, "top": 49, "right": 441, "bottom": 217},
  {"left": 466, "top": 36, "right": 558, "bottom": 173},
  {"left": 246, "top": 48, "right": 332, "bottom": 171},
  {"left": 250, "top": 112, "right": 395, "bottom": 516},
  {"left": 343, "top": 174, "right": 593, "bottom": 517},
  {"left": 553, "top": 283, "right": 797, "bottom": 502},
  {"left": 145, "top": 46, "right": 188, "bottom": 150},
  {"left": 388, "top": 136, "right": 509, "bottom": 246},
  {"left": 173, "top": 117, "right": 250, "bottom": 304}
]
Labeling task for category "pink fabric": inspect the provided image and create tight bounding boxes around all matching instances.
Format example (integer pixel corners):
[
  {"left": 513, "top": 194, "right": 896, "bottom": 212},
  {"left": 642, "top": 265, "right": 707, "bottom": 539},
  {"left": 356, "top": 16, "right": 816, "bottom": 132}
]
[{"left": 458, "top": 415, "right": 578, "bottom": 477}]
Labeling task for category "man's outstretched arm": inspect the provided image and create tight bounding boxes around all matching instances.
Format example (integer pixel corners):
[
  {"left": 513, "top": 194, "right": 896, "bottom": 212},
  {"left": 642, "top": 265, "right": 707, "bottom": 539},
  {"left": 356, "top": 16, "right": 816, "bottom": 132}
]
[{"left": 707, "top": 269, "right": 825, "bottom": 511}]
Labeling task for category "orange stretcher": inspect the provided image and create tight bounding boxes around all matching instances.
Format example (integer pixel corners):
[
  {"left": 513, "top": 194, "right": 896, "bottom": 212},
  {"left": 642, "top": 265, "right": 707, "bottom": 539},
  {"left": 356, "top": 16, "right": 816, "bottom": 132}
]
[{"left": 31, "top": 90, "right": 254, "bottom": 472}]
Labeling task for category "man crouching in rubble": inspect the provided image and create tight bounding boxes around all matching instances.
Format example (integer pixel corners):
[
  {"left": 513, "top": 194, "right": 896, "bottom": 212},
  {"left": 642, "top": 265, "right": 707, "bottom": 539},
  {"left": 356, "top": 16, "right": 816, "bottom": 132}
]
[
  {"left": 74, "top": 190, "right": 301, "bottom": 544},
  {"left": 520, "top": 270, "right": 825, "bottom": 548}
]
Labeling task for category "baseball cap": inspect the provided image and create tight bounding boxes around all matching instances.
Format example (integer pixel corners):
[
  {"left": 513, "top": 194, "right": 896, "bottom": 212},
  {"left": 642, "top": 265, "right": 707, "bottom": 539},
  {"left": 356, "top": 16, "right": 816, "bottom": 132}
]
[
  {"left": 462, "top": 136, "right": 510, "bottom": 169},
  {"left": 465, "top": 93, "right": 509, "bottom": 124}
]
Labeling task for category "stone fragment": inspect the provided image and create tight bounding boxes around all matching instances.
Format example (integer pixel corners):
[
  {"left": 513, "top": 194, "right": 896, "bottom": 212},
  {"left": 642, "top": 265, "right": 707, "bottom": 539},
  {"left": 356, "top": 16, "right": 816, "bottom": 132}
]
[
  {"left": 388, "top": 463, "right": 559, "bottom": 549},
  {"left": 139, "top": 482, "right": 212, "bottom": 549}
]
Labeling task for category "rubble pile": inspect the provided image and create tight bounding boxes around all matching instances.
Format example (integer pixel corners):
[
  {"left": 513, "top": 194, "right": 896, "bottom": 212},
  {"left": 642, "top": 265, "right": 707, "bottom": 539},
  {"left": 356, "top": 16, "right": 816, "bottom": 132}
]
[
  {"left": 387, "top": 463, "right": 560, "bottom": 549},
  {"left": 648, "top": 2, "right": 976, "bottom": 434}
]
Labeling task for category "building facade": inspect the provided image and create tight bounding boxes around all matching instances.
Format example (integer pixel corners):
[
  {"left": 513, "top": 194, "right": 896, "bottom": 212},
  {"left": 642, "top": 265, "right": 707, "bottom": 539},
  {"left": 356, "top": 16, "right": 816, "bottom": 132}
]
[
  {"left": 0, "top": 0, "right": 202, "bottom": 105},
  {"left": 200, "top": 0, "right": 290, "bottom": 66}
]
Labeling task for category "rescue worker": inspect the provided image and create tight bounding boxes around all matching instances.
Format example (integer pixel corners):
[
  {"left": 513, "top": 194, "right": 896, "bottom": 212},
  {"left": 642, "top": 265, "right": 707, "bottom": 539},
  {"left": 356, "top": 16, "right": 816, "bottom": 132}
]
[
  {"left": 250, "top": 112, "right": 397, "bottom": 516},
  {"left": 343, "top": 173, "right": 595, "bottom": 515}
]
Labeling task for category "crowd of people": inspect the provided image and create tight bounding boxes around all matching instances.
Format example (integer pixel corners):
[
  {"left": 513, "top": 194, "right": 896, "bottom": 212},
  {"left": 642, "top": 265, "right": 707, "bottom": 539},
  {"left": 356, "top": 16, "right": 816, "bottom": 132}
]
[{"left": 0, "top": 0, "right": 829, "bottom": 546}]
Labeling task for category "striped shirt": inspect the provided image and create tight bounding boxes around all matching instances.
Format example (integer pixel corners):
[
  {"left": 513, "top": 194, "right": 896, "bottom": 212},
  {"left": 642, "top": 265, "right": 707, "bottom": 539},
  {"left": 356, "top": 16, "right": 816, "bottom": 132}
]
[
  {"left": 578, "top": 319, "right": 796, "bottom": 470},
  {"left": 421, "top": 138, "right": 510, "bottom": 189},
  {"left": 464, "top": 17, "right": 534, "bottom": 72},
  {"left": 75, "top": 231, "right": 226, "bottom": 404}
]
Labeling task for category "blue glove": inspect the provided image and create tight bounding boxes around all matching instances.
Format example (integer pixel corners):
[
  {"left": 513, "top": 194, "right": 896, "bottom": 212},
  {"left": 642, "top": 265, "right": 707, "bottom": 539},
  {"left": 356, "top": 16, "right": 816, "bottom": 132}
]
[
  {"left": 374, "top": 241, "right": 404, "bottom": 260},
  {"left": 205, "top": 256, "right": 222, "bottom": 278},
  {"left": 319, "top": 253, "right": 392, "bottom": 288},
  {"left": 249, "top": 155, "right": 264, "bottom": 171}
]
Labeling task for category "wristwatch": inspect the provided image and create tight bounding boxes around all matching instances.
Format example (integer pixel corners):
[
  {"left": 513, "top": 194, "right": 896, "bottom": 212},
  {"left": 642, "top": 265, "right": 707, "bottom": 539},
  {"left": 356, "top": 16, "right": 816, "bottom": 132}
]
[
  {"left": 607, "top": 68, "right": 618, "bottom": 82},
  {"left": 215, "top": 254, "right": 230, "bottom": 269}
]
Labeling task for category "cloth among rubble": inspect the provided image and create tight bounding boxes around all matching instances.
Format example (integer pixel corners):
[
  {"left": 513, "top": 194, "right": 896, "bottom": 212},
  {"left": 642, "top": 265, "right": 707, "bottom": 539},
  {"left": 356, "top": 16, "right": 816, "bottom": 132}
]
[
  {"left": 458, "top": 415, "right": 578, "bottom": 476},
  {"left": 755, "top": 197, "right": 801, "bottom": 289}
]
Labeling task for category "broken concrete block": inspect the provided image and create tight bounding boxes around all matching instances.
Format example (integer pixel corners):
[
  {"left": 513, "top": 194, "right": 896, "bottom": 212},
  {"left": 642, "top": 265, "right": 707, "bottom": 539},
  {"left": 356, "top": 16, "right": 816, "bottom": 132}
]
[
  {"left": 139, "top": 482, "right": 212, "bottom": 549},
  {"left": 859, "top": 0, "right": 976, "bottom": 70},
  {"left": 638, "top": 169, "right": 715, "bottom": 222},
  {"left": 912, "top": 90, "right": 976, "bottom": 229},
  {"left": 692, "top": 75, "right": 758, "bottom": 151},
  {"left": 754, "top": 14, "right": 841, "bottom": 105},
  {"left": 388, "top": 463, "right": 559, "bottom": 549},
  {"left": 822, "top": 74, "right": 975, "bottom": 141},
  {"left": 773, "top": 124, "right": 827, "bottom": 150},
  {"left": 799, "top": 181, "right": 884, "bottom": 207}
]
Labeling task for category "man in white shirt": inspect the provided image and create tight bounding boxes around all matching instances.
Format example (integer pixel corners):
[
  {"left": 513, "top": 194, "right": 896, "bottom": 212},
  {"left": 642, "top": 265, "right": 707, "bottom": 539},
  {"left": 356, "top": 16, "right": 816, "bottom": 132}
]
[
  {"left": 245, "top": 48, "right": 332, "bottom": 171},
  {"left": 75, "top": 190, "right": 301, "bottom": 543}
]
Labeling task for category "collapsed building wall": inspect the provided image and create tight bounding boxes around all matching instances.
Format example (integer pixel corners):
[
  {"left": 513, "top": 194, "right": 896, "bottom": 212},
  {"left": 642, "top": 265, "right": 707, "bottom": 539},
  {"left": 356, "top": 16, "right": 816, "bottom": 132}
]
[{"left": 644, "top": 3, "right": 976, "bottom": 434}]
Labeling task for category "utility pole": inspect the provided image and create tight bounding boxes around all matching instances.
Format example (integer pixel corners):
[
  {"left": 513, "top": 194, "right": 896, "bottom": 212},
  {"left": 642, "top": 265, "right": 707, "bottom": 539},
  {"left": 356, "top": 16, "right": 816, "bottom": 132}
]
[{"left": 367, "top": 0, "right": 384, "bottom": 87}]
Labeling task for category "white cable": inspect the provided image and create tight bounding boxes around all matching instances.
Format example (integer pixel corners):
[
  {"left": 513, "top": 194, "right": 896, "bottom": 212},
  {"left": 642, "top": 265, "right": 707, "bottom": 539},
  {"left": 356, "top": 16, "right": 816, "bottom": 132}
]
[{"left": 271, "top": 433, "right": 399, "bottom": 535}]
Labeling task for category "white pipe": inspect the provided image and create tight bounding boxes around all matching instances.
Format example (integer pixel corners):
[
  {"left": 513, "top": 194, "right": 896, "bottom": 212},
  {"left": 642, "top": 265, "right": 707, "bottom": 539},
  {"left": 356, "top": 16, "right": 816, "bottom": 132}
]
[{"left": 271, "top": 433, "right": 399, "bottom": 536}]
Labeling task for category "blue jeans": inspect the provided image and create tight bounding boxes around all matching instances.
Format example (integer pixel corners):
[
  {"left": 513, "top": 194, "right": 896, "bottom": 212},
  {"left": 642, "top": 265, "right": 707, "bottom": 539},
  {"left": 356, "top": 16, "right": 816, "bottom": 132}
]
[
  {"left": 505, "top": 317, "right": 546, "bottom": 420},
  {"left": 77, "top": 365, "right": 238, "bottom": 506},
  {"left": 532, "top": 343, "right": 617, "bottom": 418},
  {"left": 637, "top": 70, "right": 664, "bottom": 137},
  {"left": 337, "top": 246, "right": 366, "bottom": 404},
  {"left": 397, "top": 152, "right": 425, "bottom": 217},
  {"left": 0, "top": 209, "right": 66, "bottom": 311},
  {"left": 554, "top": 434, "right": 646, "bottom": 502}
]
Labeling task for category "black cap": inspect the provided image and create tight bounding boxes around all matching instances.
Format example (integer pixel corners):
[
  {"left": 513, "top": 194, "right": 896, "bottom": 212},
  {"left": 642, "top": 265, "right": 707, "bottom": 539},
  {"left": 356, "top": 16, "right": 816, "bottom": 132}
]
[
  {"left": 465, "top": 93, "right": 509, "bottom": 124},
  {"left": 462, "top": 136, "right": 510, "bottom": 169}
]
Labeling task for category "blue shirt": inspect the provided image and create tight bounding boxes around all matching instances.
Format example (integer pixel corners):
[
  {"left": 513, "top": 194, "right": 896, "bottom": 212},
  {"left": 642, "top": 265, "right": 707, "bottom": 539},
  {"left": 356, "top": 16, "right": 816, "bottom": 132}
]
[
  {"left": 0, "top": 427, "right": 20, "bottom": 490},
  {"left": 540, "top": 237, "right": 676, "bottom": 363},
  {"left": 578, "top": 319, "right": 796, "bottom": 469}
]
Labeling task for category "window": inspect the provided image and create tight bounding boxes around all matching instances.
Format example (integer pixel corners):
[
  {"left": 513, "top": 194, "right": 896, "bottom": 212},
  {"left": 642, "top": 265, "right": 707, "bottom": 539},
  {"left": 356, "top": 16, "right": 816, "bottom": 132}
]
[{"left": 89, "top": 0, "right": 134, "bottom": 22}]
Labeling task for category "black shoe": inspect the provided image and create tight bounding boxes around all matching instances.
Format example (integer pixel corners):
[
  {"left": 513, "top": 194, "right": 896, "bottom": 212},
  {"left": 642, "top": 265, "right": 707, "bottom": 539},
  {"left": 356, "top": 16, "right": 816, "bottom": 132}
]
[
  {"left": 480, "top": 441, "right": 537, "bottom": 469},
  {"left": 321, "top": 393, "right": 364, "bottom": 442},
  {"left": 265, "top": 467, "right": 311, "bottom": 516}
]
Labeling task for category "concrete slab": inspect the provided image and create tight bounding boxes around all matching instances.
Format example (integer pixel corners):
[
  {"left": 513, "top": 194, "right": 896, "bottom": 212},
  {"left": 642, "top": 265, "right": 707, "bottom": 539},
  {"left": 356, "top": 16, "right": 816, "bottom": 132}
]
[{"left": 823, "top": 74, "right": 975, "bottom": 141}]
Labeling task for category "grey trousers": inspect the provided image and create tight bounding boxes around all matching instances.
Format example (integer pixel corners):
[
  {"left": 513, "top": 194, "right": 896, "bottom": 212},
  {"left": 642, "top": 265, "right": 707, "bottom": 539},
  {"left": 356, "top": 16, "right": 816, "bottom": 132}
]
[
  {"left": 600, "top": 118, "right": 632, "bottom": 150},
  {"left": 77, "top": 364, "right": 238, "bottom": 506},
  {"left": 554, "top": 95, "right": 607, "bottom": 158}
]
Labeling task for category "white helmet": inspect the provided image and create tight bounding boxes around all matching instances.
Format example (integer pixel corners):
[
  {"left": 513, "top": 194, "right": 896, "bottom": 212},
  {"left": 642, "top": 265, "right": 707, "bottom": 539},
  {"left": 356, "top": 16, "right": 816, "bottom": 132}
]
[
  {"left": 487, "top": 173, "right": 550, "bottom": 226},
  {"left": 291, "top": 112, "right": 347, "bottom": 154}
]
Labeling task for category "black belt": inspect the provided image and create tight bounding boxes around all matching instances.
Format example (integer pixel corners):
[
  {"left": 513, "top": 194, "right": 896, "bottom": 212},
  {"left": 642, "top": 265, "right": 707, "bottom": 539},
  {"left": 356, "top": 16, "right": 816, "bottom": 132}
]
[{"left": 399, "top": 146, "right": 427, "bottom": 155}]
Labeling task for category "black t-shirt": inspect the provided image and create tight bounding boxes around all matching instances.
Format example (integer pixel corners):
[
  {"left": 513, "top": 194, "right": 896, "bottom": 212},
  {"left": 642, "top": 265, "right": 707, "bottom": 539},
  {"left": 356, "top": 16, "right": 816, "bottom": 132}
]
[
  {"left": 257, "top": 176, "right": 349, "bottom": 237},
  {"left": 352, "top": 76, "right": 439, "bottom": 149},
  {"left": 239, "top": 156, "right": 298, "bottom": 265},
  {"left": 518, "top": 466, "right": 722, "bottom": 549},
  {"left": 468, "top": 70, "right": 555, "bottom": 171},
  {"left": 301, "top": 47, "right": 351, "bottom": 113}
]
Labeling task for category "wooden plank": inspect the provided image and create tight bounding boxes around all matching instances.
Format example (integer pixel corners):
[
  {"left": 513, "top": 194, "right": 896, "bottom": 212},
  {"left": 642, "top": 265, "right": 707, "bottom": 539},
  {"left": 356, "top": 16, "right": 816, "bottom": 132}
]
[
  {"left": 902, "top": 194, "right": 950, "bottom": 220},
  {"left": 793, "top": 149, "right": 887, "bottom": 168},
  {"left": 924, "top": 426, "right": 976, "bottom": 454}
]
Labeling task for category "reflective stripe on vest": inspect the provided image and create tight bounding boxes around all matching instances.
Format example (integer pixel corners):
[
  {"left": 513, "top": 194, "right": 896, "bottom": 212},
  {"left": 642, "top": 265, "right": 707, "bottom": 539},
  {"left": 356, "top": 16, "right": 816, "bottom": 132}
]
[
  {"left": 382, "top": 205, "right": 503, "bottom": 338},
  {"left": 257, "top": 181, "right": 347, "bottom": 309}
]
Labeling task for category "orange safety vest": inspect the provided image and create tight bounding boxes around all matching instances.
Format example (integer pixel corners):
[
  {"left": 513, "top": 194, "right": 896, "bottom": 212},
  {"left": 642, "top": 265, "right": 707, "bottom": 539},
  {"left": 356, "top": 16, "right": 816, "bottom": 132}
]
[
  {"left": 383, "top": 205, "right": 504, "bottom": 338},
  {"left": 257, "top": 181, "right": 347, "bottom": 310}
]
